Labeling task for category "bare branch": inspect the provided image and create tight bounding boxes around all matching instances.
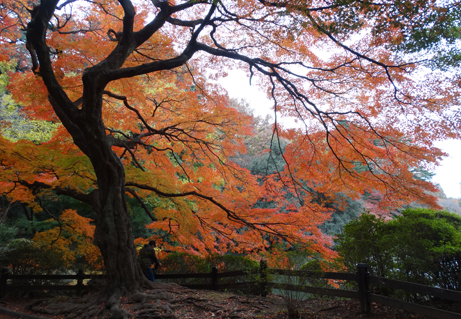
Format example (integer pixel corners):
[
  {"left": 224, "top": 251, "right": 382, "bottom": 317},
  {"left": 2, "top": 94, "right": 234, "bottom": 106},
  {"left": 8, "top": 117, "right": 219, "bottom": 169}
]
[
  {"left": 125, "top": 188, "right": 157, "bottom": 221},
  {"left": 167, "top": 17, "right": 204, "bottom": 27}
]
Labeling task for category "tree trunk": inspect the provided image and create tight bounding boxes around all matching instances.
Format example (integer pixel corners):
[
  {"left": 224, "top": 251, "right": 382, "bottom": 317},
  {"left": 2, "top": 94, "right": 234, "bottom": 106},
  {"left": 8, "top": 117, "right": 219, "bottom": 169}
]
[
  {"left": 67, "top": 114, "right": 149, "bottom": 295},
  {"left": 89, "top": 141, "right": 148, "bottom": 295}
]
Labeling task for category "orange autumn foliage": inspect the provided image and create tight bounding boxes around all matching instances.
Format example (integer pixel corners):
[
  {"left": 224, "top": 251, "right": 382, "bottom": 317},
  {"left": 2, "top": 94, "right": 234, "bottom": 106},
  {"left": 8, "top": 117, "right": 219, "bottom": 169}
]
[{"left": 33, "top": 209, "right": 103, "bottom": 270}]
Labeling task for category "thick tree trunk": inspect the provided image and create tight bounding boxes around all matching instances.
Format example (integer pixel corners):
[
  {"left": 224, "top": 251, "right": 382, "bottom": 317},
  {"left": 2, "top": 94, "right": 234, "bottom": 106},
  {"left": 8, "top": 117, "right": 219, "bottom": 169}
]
[
  {"left": 89, "top": 142, "right": 148, "bottom": 295},
  {"left": 65, "top": 110, "right": 149, "bottom": 295}
]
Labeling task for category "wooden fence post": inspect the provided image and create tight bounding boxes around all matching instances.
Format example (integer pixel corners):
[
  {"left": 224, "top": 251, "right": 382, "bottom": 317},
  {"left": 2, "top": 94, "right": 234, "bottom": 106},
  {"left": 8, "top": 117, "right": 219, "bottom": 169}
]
[
  {"left": 357, "top": 263, "right": 370, "bottom": 314},
  {"left": 260, "top": 260, "right": 268, "bottom": 297},
  {"left": 76, "top": 269, "right": 84, "bottom": 296},
  {"left": 211, "top": 267, "right": 218, "bottom": 291},
  {"left": 0, "top": 268, "right": 9, "bottom": 298}
]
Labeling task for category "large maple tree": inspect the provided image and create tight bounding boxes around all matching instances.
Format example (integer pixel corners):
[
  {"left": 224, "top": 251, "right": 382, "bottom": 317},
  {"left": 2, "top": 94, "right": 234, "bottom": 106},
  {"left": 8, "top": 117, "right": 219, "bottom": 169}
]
[{"left": 0, "top": 0, "right": 459, "bottom": 309}]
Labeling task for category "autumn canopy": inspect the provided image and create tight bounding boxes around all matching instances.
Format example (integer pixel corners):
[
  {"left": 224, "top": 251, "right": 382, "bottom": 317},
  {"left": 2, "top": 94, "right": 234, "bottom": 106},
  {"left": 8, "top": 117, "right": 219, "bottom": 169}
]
[{"left": 0, "top": 0, "right": 459, "bottom": 306}]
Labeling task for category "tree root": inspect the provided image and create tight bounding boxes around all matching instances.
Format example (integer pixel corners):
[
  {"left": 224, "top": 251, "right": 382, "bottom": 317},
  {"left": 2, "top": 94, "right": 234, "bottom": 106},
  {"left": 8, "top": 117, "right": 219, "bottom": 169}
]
[{"left": 25, "top": 283, "right": 185, "bottom": 319}]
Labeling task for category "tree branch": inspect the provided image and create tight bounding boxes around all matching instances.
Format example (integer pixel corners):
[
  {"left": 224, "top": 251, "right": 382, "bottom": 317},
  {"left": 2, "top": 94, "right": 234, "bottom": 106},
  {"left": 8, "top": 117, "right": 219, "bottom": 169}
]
[
  {"left": 167, "top": 17, "right": 204, "bottom": 27},
  {"left": 125, "top": 181, "right": 292, "bottom": 239},
  {"left": 125, "top": 188, "right": 157, "bottom": 222},
  {"left": 17, "top": 180, "right": 99, "bottom": 207},
  {"left": 36, "top": 197, "right": 63, "bottom": 246}
]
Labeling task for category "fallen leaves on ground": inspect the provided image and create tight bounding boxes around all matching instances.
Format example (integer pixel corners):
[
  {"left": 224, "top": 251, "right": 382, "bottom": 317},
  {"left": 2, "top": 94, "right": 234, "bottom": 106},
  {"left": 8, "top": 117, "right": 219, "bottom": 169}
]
[{"left": 0, "top": 286, "right": 437, "bottom": 319}]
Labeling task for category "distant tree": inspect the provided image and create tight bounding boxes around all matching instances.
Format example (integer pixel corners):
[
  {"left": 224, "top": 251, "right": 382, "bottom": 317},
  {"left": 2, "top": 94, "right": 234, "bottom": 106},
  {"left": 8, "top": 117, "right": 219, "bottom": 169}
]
[
  {"left": 437, "top": 198, "right": 461, "bottom": 214},
  {"left": 320, "top": 196, "right": 363, "bottom": 236},
  {"left": 410, "top": 166, "right": 436, "bottom": 182},
  {"left": 228, "top": 98, "right": 278, "bottom": 173}
]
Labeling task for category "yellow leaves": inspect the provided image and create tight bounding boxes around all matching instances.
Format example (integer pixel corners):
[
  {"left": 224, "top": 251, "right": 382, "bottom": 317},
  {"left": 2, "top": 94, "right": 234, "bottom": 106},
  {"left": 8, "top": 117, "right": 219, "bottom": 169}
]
[
  {"left": 1, "top": 115, "right": 60, "bottom": 143},
  {"left": 0, "top": 128, "right": 95, "bottom": 208},
  {"left": 32, "top": 209, "right": 103, "bottom": 270}
]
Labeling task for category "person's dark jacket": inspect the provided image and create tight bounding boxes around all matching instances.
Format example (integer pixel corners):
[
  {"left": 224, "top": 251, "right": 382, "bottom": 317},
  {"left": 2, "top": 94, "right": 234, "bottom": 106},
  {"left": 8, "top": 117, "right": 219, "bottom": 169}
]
[{"left": 138, "top": 244, "right": 160, "bottom": 270}]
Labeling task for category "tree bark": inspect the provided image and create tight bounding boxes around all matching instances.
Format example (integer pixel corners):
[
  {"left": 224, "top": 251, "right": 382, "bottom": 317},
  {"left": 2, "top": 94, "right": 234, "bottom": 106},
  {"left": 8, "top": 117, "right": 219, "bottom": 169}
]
[
  {"left": 92, "top": 147, "right": 147, "bottom": 295},
  {"left": 71, "top": 116, "right": 149, "bottom": 295}
]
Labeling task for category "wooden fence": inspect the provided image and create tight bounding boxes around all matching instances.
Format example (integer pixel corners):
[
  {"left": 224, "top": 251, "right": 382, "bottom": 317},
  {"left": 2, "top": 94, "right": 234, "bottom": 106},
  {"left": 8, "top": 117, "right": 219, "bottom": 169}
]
[
  {"left": 0, "top": 269, "right": 101, "bottom": 297},
  {"left": 266, "top": 263, "right": 461, "bottom": 319},
  {"left": 1, "top": 263, "right": 461, "bottom": 319}
]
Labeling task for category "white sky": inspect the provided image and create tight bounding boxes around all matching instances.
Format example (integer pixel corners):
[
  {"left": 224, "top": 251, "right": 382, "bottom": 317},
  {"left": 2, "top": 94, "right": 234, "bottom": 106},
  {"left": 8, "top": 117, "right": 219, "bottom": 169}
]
[
  {"left": 219, "top": 70, "right": 273, "bottom": 118},
  {"left": 220, "top": 70, "right": 461, "bottom": 199},
  {"left": 432, "top": 140, "right": 461, "bottom": 199}
]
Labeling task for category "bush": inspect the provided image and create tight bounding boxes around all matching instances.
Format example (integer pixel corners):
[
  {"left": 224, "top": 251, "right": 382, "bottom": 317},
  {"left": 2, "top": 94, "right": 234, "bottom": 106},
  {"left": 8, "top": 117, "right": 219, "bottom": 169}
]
[
  {"left": 335, "top": 208, "right": 461, "bottom": 300},
  {"left": 206, "top": 254, "right": 260, "bottom": 294},
  {"left": 159, "top": 251, "right": 210, "bottom": 285},
  {"left": 0, "top": 223, "right": 17, "bottom": 246},
  {"left": 387, "top": 209, "right": 461, "bottom": 290},
  {"left": 0, "top": 238, "right": 71, "bottom": 295},
  {"left": 0, "top": 239, "right": 68, "bottom": 275},
  {"left": 334, "top": 213, "right": 394, "bottom": 278},
  {"left": 206, "top": 254, "right": 259, "bottom": 273}
]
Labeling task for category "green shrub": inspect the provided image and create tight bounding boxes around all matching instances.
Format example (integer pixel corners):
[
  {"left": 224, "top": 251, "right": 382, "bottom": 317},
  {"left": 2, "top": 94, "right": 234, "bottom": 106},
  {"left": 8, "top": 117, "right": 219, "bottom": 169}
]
[
  {"left": 0, "top": 223, "right": 17, "bottom": 246},
  {"left": 206, "top": 254, "right": 260, "bottom": 294},
  {"left": 334, "top": 213, "right": 394, "bottom": 278},
  {"left": 206, "top": 254, "right": 259, "bottom": 272},
  {"left": 0, "top": 238, "right": 67, "bottom": 275},
  {"left": 335, "top": 208, "right": 461, "bottom": 300}
]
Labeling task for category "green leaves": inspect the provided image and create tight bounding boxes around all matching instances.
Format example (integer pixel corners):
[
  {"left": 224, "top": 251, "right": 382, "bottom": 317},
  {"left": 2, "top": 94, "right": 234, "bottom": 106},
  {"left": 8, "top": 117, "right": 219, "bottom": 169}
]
[
  {"left": 0, "top": 239, "right": 68, "bottom": 274},
  {"left": 335, "top": 213, "right": 394, "bottom": 278},
  {"left": 335, "top": 208, "right": 461, "bottom": 291},
  {"left": 0, "top": 223, "right": 17, "bottom": 246},
  {"left": 386, "top": 3, "right": 461, "bottom": 69}
]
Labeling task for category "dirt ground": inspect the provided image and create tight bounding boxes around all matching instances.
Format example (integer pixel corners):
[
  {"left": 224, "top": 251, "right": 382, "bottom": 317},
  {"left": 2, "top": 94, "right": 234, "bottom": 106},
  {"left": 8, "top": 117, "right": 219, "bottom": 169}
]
[{"left": 0, "top": 284, "right": 442, "bottom": 319}]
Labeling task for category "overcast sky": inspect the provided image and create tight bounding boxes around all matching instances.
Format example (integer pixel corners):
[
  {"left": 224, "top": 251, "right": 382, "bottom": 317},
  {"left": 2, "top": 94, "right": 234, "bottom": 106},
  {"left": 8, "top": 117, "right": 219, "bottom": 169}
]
[
  {"left": 432, "top": 140, "right": 461, "bottom": 198},
  {"left": 220, "top": 70, "right": 461, "bottom": 199}
]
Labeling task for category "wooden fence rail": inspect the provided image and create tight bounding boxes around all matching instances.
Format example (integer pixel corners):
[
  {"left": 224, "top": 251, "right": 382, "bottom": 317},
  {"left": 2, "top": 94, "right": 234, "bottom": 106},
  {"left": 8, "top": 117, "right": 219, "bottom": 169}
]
[
  {"left": 368, "top": 275, "right": 461, "bottom": 319},
  {"left": 2, "top": 263, "right": 461, "bottom": 319},
  {"left": 0, "top": 269, "right": 96, "bottom": 297}
]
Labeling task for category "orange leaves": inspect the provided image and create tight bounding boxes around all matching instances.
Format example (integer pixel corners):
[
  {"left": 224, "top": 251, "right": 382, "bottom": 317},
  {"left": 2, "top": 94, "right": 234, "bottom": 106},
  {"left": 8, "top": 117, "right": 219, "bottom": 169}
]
[
  {"left": 33, "top": 209, "right": 103, "bottom": 270},
  {"left": 276, "top": 119, "right": 442, "bottom": 216},
  {"left": 7, "top": 72, "right": 56, "bottom": 121}
]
